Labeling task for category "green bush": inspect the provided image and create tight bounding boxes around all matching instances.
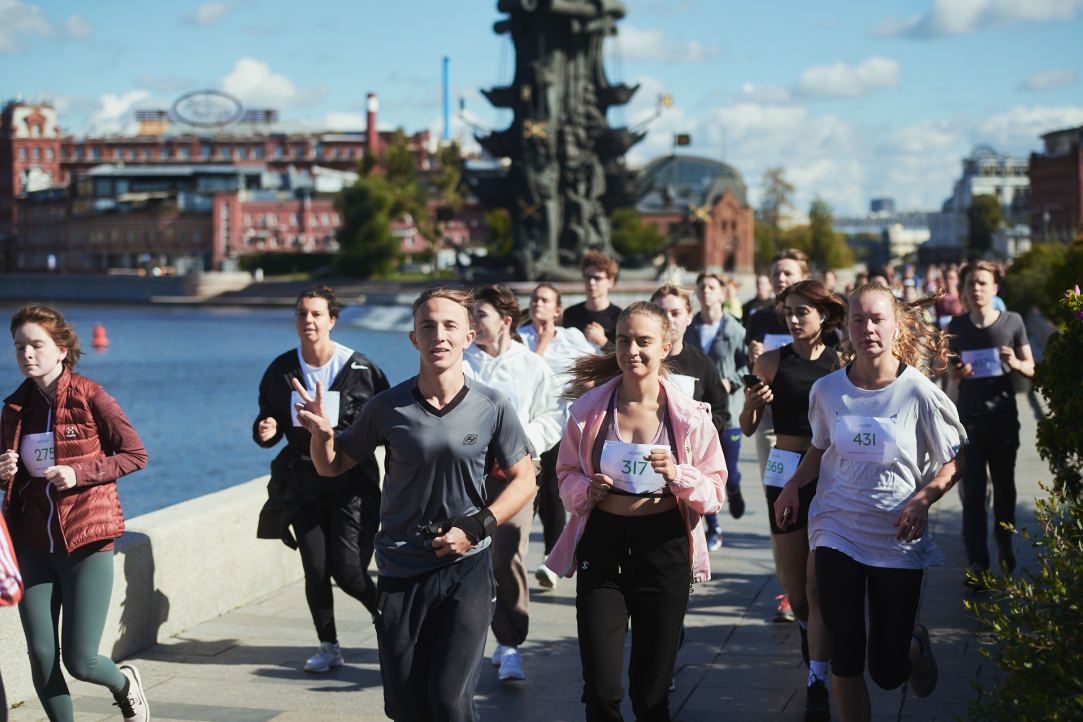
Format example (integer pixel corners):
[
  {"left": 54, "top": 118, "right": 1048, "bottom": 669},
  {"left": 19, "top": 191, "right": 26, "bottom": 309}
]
[
  {"left": 1003, "top": 238, "right": 1083, "bottom": 320},
  {"left": 967, "top": 285, "right": 1083, "bottom": 720}
]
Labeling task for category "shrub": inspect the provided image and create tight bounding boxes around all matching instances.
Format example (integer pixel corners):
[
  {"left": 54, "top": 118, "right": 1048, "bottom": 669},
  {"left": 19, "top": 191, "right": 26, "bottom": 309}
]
[
  {"left": 967, "top": 284, "right": 1083, "bottom": 720},
  {"left": 239, "top": 252, "right": 334, "bottom": 276}
]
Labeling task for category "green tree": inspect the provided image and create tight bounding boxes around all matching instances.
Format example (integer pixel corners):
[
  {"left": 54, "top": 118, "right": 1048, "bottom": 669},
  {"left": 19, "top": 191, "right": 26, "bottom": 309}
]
[
  {"left": 967, "top": 194, "right": 1004, "bottom": 257},
  {"left": 755, "top": 167, "right": 795, "bottom": 267},
  {"left": 610, "top": 208, "right": 667, "bottom": 257},
  {"left": 485, "top": 208, "right": 513, "bottom": 256},
  {"left": 806, "top": 197, "right": 854, "bottom": 270},
  {"left": 334, "top": 176, "right": 399, "bottom": 278}
]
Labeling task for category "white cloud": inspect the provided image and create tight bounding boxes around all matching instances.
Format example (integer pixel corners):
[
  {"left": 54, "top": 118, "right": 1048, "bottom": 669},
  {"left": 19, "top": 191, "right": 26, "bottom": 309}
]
[
  {"left": 1018, "top": 68, "right": 1077, "bottom": 92},
  {"left": 96, "top": 90, "right": 150, "bottom": 122},
  {"left": 613, "top": 25, "right": 719, "bottom": 63},
  {"left": 738, "top": 82, "right": 792, "bottom": 104},
  {"left": 220, "top": 58, "right": 300, "bottom": 108},
  {"left": 184, "top": 1, "right": 236, "bottom": 26},
  {"left": 874, "top": 0, "right": 1083, "bottom": 38},
  {"left": 63, "top": 13, "right": 92, "bottom": 39},
  {"left": 976, "top": 105, "right": 1083, "bottom": 150},
  {"left": 0, "top": 0, "right": 51, "bottom": 54},
  {"left": 796, "top": 57, "right": 900, "bottom": 98}
]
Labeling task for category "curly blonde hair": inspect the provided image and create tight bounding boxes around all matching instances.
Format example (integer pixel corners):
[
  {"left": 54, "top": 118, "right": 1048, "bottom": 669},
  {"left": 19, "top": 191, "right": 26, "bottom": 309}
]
[{"left": 841, "top": 283, "right": 951, "bottom": 377}]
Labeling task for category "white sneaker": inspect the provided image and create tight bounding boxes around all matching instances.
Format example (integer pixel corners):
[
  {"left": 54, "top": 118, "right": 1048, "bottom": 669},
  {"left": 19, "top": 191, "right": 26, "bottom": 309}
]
[
  {"left": 497, "top": 647, "right": 525, "bottom": 681},
  {"left": 304, "top": 641, "right": 344, "bottom": 673},
  {"left": 114, "top": 664, "right": 149, "bottom": 722},
  {"left": 535, "top": 565, "right": 559, "bottom": 589}
]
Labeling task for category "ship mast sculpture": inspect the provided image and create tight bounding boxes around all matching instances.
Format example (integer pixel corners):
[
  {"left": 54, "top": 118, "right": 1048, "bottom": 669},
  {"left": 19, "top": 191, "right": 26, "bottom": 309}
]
[{"left": 472, "top": 0, "right": 644, "bottom": 280}]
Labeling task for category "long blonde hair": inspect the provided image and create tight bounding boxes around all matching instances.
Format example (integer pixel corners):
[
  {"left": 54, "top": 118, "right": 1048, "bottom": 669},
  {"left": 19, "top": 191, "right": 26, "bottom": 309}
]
[
  {"left": 564, "top": 302, "right": 672, "bottom": 399},
  {"left": 842, "top": 283, "right": 951, "bottom": 376}
]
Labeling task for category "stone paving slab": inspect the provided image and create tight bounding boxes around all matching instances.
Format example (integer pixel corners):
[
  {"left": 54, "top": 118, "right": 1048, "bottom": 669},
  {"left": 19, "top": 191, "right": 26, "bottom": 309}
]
[{"left": 8, "top": 392, "right": 1048, "bottom": 721}]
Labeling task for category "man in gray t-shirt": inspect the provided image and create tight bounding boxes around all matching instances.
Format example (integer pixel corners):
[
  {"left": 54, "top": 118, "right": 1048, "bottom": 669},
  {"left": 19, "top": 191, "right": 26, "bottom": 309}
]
[
  {"left": 946, "top": 262, "right": 1034, "bottom": 578},
  {"left": 294, "top": 287, "right": 535, "bottom": 721}
]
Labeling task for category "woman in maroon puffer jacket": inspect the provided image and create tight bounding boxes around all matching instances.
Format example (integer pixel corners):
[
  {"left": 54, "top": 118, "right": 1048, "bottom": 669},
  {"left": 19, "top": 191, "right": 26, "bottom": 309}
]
[{"left": 0, "top": 304, "right": 149, "bottom": 722}]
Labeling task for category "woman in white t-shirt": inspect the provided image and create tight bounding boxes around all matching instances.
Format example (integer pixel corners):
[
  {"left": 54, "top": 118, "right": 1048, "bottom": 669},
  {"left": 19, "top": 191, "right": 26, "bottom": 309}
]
[{"left": 773, "top": 283, "right": 966, "bottom": 721}]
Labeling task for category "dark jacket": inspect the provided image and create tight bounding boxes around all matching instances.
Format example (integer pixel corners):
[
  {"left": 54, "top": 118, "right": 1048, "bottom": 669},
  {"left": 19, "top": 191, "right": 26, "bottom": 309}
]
[
  {"left": 253, "top": 347, "right": 388, "bottom": 547},
  {"left": 2, "top": 370, "right": 148, "bottom": 552}
]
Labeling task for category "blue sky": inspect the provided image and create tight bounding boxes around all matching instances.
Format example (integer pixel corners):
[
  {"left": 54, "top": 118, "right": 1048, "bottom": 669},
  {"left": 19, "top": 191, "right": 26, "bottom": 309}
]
[{"left": 3, "top": 0, "right": 1081, "bottom": 216}]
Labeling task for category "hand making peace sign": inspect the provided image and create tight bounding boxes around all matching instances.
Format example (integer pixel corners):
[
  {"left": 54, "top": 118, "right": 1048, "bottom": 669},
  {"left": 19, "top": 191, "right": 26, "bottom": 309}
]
[{"left": 290, "top": 377, "right": 333, "bottom": 439}]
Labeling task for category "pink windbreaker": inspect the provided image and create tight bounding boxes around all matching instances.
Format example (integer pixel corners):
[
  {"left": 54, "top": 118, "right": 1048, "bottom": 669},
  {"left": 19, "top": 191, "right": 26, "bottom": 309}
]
[{"left": 543, "top": 376, "right": 727, "bottom": 583}]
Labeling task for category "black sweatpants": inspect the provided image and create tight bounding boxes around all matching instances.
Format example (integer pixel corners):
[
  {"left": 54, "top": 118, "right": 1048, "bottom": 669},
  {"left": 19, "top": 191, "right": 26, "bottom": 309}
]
[
  {"left": 375, "top": 548, "right": 495, "bottom": 722},
  {"left": 535, "top": 443, "right": 566, "bottom": 554},
  {"left": 292, "top": 485, "right": 379, "bottom": 644},
  {"left": 575, "top": 507, "right": 690, "bottom": 722},
  {"left": 960, "top": 410, "right": 1020, "bottom": 568},
  {"left": 815, "top": 547, "right": 923, "bottom": 690}
]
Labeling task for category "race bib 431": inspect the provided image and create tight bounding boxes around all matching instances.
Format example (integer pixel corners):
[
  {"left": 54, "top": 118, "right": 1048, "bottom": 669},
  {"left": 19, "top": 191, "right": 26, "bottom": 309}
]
[{"left": 835, "top": 415, "right": 899, "bottom": 463}]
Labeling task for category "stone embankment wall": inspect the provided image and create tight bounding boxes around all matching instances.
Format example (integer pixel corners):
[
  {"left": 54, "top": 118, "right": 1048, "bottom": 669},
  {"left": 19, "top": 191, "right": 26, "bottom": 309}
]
[{"left": 0, "top": 475, "right": 300, "bottom": 707}]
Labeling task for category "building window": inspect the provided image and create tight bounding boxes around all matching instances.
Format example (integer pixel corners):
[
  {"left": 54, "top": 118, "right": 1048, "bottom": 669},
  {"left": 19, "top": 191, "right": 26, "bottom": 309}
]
[
  {"left": 90, "top": 147, "right": 101, "bottom": 160},
  {"left": 45, "top": 147, "right": 54, "bottom": 161},
  {"left": 273, "top": 146, "right": 284, "bottom": 159},
  {"left": 179, "top": 230, "right": 187, "bottom": 243},
  {"left": 160, "top": 148, "right": 171, "bottom": 160},
  {"left": 178, "top": 147, "right": 190, "bottom": 160},
  {"left": 218, "top": 146, "right": 230, "bottom": 159},
  {"left": 253, "top": 146, "right": 264, "bottom": 159},
  {"left": 141, "top": 149, "right": 149, "bottom": 160},
  {"left": 237, "top": 146, "right": 248, "bottom": 159},
  {"left": 293, "top": 145, "right": 305, "bottom": 158},
  {"left": 193, "top": 230, "right": 201, "bottom": 243},
  {"left": 320, "top": 213, "right": 329, "bottom": 226},
  {"left": 265, "top": 213, "right": 276, "bottom": 226},
  {"left": 201, "top": 145, "right": 212, "bottom": 160},
  {"left": 18, "top": 147, "right": 27, "bottom": 160},
  {"left": 244, "top": 214, "right": 252, "bottom": 226},
  {"left": 128, "top": 149, "right": 136, "bottom": 160},
  {"left": 32, "top": 147, "right": 41, "bottom": 160},
  {"left": 113, "top": 149, "right": 121, "bottom": 161},
  {"left": 291, "top": 213, "right": 298, "bottom": 226}
]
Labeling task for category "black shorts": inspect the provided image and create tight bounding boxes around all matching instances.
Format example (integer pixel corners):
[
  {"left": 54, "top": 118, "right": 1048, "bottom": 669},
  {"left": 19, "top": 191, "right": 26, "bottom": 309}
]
[{"left": 764, "top": 478, "right": 818, "bottom": 535}]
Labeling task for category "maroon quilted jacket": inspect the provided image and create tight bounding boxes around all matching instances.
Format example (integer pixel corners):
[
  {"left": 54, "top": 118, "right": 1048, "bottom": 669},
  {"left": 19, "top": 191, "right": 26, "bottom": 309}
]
[{"left": 1, "top": 370, "right": 147, "bottom": 553}]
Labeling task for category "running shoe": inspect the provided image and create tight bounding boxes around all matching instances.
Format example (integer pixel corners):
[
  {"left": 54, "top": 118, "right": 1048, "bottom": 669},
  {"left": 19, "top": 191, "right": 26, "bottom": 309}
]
[
  {"left": 773, "top": 594, "right": 795, "bottom": 623},
  {"left": 706, "top": 527, "right": 723, "bottom": 551},
  {"left": 909, "top": 624, "right": 938, "bottom": 698},
  {"left": 304, "top": 641, "right": 344, "bottom": 673},
  {"left": 535, "top": 564, "right": 559, "bottom": 589},
  {"left": 497, "top": 647, "right": 525, "bottom": 681},
  {"left": 114, "top": 664, "right": 149, "bottom": 722},
  {"left": 804, "top": 679, "right": 829, "bottom": 722},
  {"left": 728, "top": 488, "right": 746, "bottom": 519},
  {"left": 492, "top": 643, "right": 511, "bottom": 666}
]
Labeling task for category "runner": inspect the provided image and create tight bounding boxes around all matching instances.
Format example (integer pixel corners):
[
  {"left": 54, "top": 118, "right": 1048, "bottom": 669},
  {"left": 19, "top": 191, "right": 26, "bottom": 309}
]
[
  {"left": 544, "top": 301, "right": 726, "bottom": 721},
  {"left": 687, "top": 273, "right": 749, "bottom": 547},
  {"left": 739, "top": 280, "right": 845, "bottom": 721},
  {"left": 774, "top": 283, "right": 966, "bottom": 721},
  {"left": 253, "top": 285, "right": 388, "bottom": 672},
  {"left": 744, "top": 248, "right": 811, "bottom": 623},
  {"left": 946, "top": 261, "right": 1034, "bottom": 579},
  {"left": 1, "top": 304, "right": 149, "bottom": 722},
  {"left": 1, "top": 513, "right": 24, "bottom": 722},
  {"left": 516, "top": 283, "right": 598, "bottom": 589},
  {"left": 295, "top": 287, "right": 535, "bottom": 721},
  {"left": 563, "top": 250, "right": 622, "bottom": 353},
  {"left": 464, "top": 284, "right": 562, "bottom": 681}
]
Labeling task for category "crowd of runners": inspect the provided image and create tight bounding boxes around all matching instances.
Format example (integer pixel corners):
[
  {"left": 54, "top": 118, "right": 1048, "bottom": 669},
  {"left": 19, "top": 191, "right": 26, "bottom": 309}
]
[{"left": 0, "top": 248, "right": 1035, "bottom": 722}]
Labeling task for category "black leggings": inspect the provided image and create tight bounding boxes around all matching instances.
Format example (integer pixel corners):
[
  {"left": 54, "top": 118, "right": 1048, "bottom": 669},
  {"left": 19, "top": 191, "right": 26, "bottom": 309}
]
[
  {"left": 292, "top": 488, "right": 379, "bottom": 644},
  {"left": 961, "top": 411, "right": 1020, "bottom": 567},
  {"left": 576, "top": 507, "right": 690, "bottom": 722},
  {"left": 815, "top": 547, "right": 923, "bottom": 689},
  {"left": 535, "top": 442, "right": 566, "bottom": 554}
]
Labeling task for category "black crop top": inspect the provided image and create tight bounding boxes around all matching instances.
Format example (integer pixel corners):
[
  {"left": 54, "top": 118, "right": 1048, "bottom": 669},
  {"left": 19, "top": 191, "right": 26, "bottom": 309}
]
[{"left": 769, "top": 344, "right": 840, "bottom": 437}]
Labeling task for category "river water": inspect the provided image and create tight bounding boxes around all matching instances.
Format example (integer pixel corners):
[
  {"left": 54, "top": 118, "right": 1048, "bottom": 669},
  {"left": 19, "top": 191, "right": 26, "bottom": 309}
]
[{"left": 0, "top": 303, "right": 420, "bottom": 517}]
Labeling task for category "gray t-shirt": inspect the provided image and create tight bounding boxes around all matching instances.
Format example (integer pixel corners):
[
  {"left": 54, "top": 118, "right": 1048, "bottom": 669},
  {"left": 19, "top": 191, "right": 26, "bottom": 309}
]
[
  {"left": 947, "top": 311, "right": 1028, "bottom": 417},
  {"left": 336, "top": 376, "right": 532, "bottom": 578}
]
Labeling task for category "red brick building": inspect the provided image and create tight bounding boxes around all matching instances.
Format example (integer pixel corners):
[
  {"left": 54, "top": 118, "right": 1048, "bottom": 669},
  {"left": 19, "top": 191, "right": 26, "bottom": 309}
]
[
  {"left": 1029, "top": 125, "right": 1083, "bottom": 242},
  {"left": 636, "top": 155, "right": 755, "bottom": 272}
]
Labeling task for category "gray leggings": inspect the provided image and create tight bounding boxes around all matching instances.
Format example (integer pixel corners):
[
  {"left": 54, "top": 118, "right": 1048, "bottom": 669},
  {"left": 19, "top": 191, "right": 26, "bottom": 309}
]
[{"left": 16, "top": 544, "right": 126, "bottom": 722}]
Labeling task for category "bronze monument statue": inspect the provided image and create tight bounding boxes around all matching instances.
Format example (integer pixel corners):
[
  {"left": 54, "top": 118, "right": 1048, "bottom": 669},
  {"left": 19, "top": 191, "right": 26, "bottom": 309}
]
[{"left": 469, "top": 0, "right": 645, "bottom": 280}]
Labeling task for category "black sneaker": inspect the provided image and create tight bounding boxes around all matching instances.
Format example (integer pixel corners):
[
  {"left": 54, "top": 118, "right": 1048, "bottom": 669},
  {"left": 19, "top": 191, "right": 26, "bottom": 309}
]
[
  {"left": 909, "top": 624, "right": 938, "bottom": 698},
  {"left": 728, "top": 488, "right": 745, "bottom": 519},
  {"left": 804, "top": 679, "right": 830, "bottom": 721}
]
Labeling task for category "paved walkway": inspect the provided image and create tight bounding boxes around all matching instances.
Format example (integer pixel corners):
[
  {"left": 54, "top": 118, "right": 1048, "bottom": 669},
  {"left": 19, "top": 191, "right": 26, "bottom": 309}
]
[{"left": 9, "top": 392, "right": 1048, "bottom": 721}]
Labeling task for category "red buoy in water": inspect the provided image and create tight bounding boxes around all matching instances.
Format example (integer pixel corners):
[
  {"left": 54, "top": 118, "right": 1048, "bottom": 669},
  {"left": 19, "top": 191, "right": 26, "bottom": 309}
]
[{"left": 92, "top": 323, "right": 110, "bottom": 350}]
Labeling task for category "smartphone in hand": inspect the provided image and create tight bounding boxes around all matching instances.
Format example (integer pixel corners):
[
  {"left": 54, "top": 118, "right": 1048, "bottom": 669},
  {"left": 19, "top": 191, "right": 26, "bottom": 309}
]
[{"left": 743, "top": 374, "right": 761, "bottom": 388}]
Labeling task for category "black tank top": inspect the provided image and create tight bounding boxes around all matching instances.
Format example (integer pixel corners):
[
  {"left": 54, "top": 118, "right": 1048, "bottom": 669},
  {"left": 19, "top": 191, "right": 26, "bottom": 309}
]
[{"left": 770, "top": 344, "right": 840, "bottom": 437}]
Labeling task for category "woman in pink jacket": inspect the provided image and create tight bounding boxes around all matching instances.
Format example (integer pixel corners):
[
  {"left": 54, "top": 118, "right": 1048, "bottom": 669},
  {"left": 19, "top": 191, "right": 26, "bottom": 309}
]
[{"left": 544, "top": 301, "right": 726, "bottom": 722}]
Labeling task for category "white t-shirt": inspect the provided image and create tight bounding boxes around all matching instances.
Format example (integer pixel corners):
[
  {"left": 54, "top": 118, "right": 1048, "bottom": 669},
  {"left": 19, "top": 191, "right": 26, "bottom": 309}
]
[
  {"left": 807, "top": 364, "right": 966, "bottom": 569},
  {"left": 292, "top": 342, "right": 354, "bottom": 427}
]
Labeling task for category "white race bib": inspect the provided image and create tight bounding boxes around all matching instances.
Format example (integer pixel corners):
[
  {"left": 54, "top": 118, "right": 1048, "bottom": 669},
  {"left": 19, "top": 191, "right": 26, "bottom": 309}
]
[
  {"left": 599, "top": 441, "right": 668, "bottom": 495},
  {"left": 835, "top": 415, "right": 898, "bottom": 463},
  {"left": 960, "top": 348, "right": 1004, "bottom": 379},
  {"left": 669, "top": 373, "right": 696, "bottom": 399},
  {"left": 291, "top": 390, "right": 341, "bottom": 427},
  {"left": 19, "top": 431, "right": 54, "bottom": 477},
  {"left": 762, "top": 447, "right": 802, "bottom": 488},
  {"left": 763, "top": 333, "right": 793, "bottom": 352}
]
